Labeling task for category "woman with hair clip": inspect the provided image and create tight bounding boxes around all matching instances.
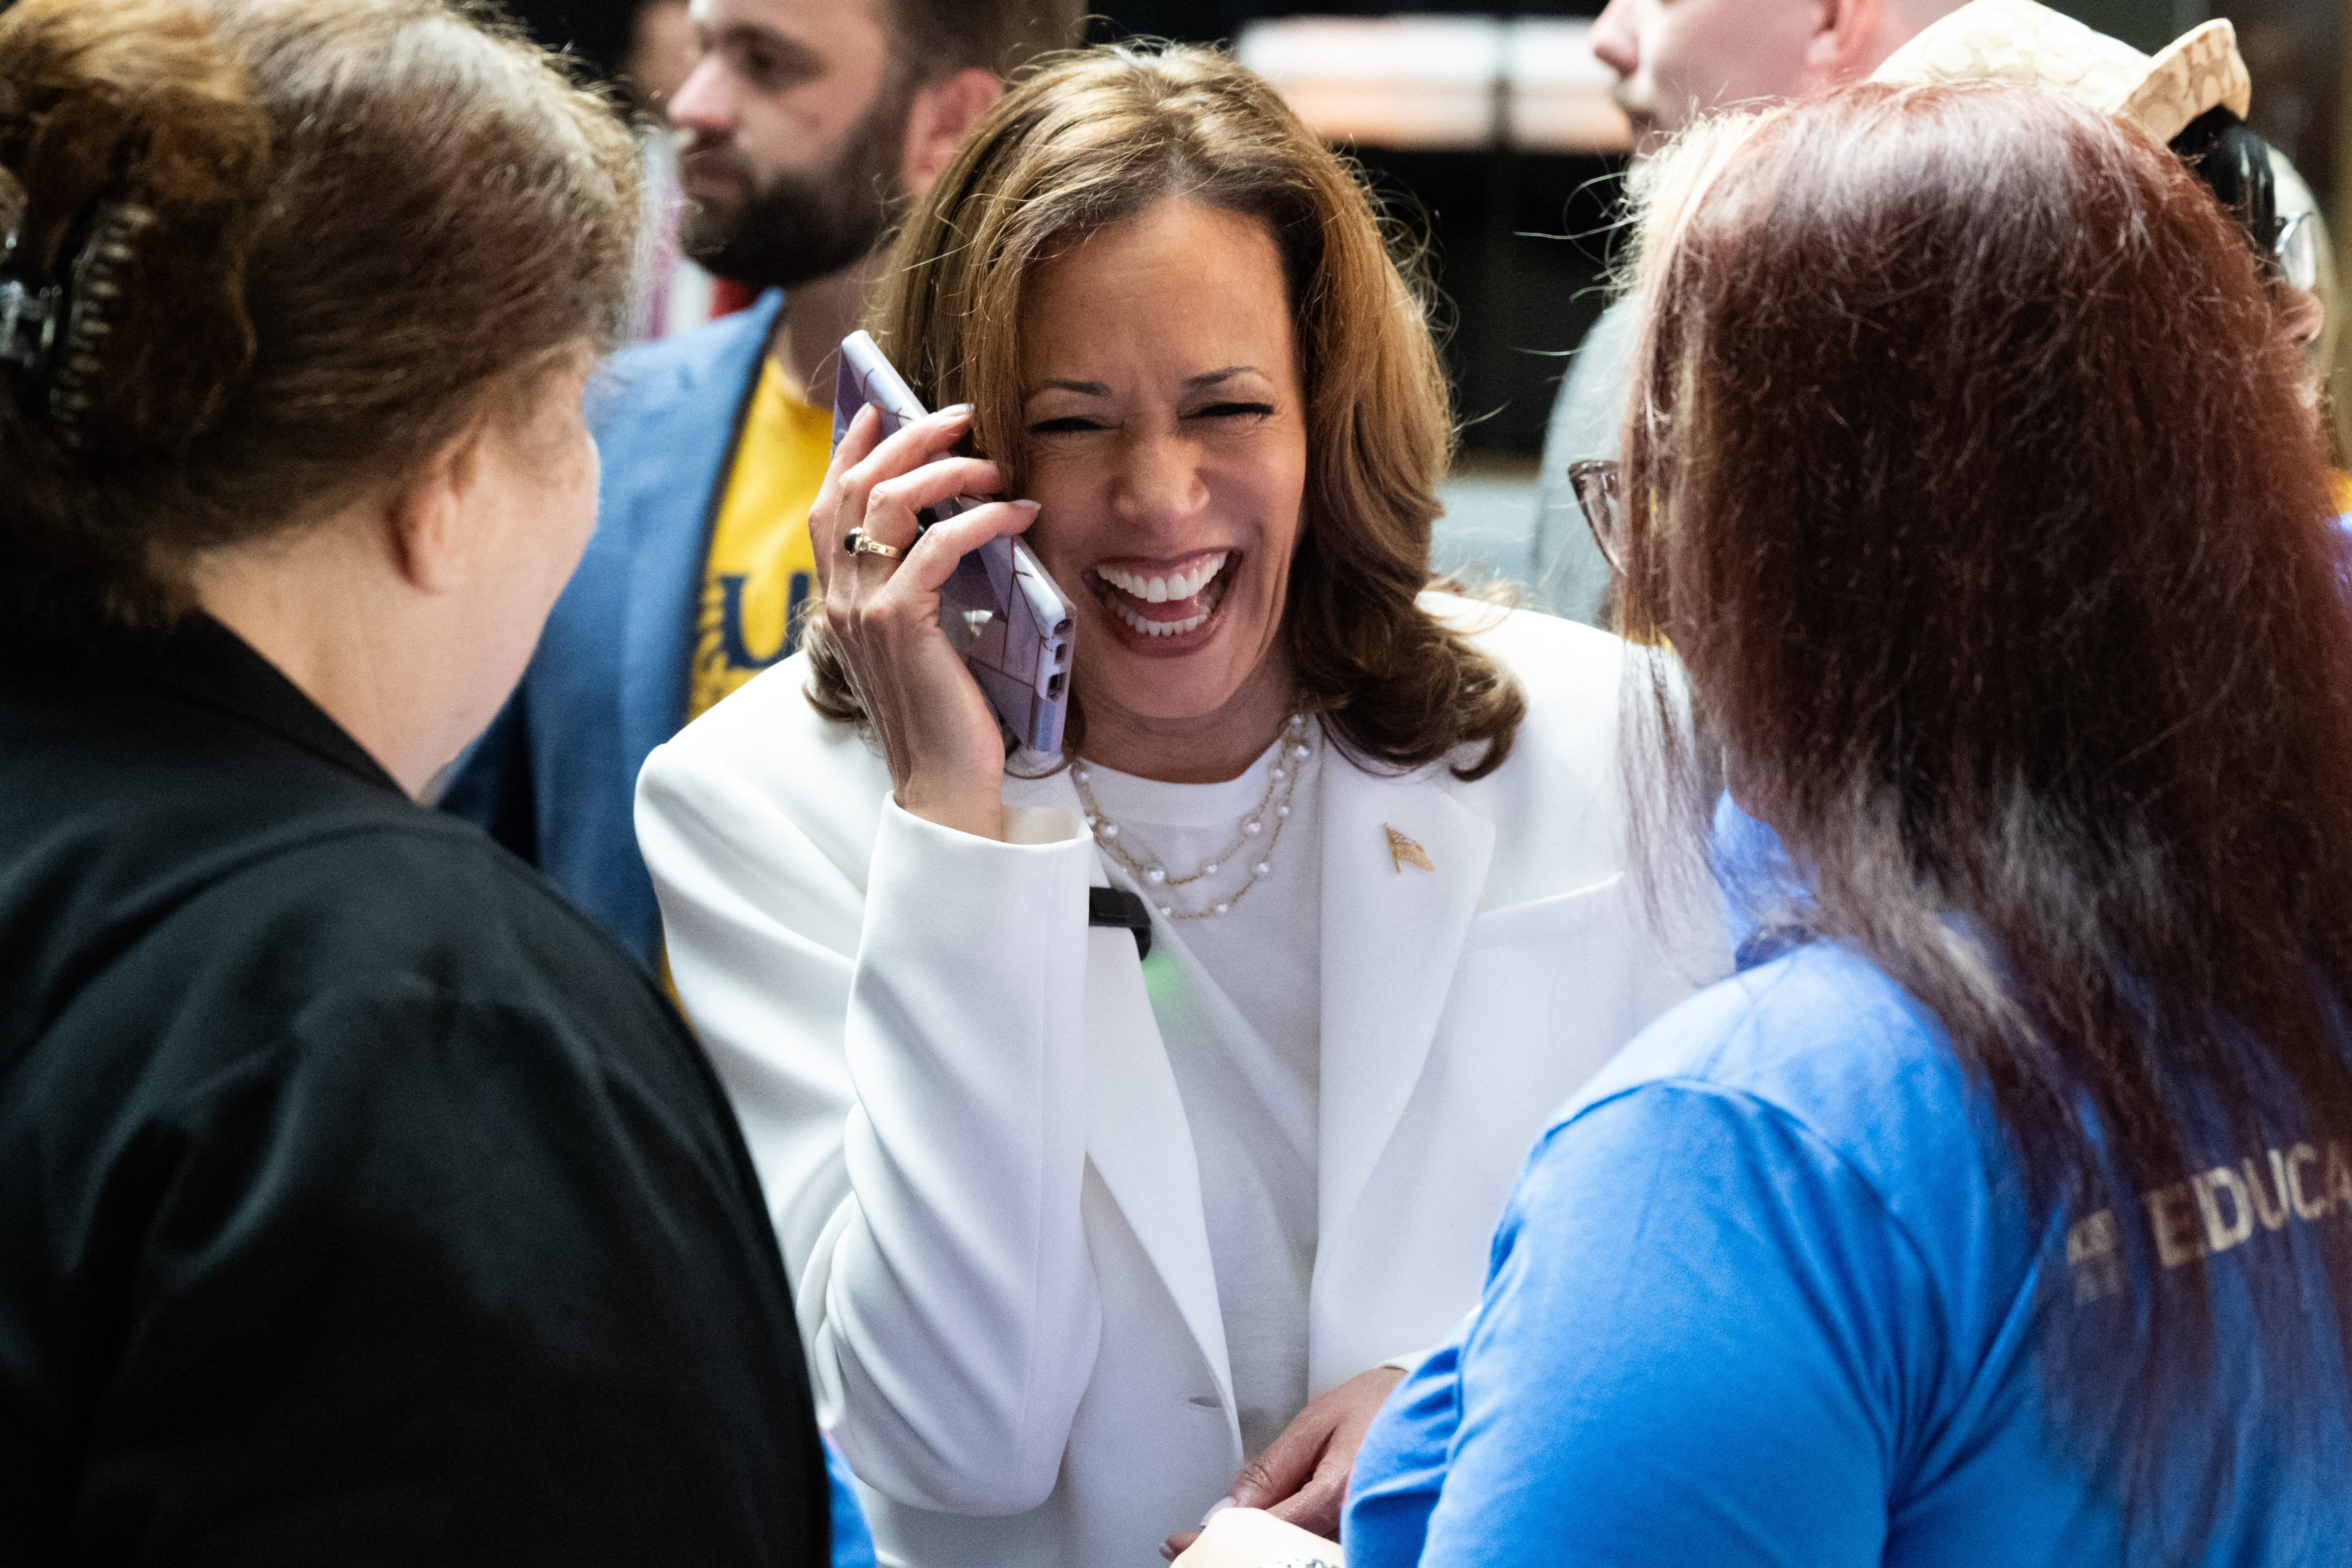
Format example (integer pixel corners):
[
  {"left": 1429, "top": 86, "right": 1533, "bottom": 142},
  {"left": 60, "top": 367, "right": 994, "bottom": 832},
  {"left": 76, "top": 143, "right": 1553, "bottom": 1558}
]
[
  {"left": 0, "top": 0, "right": 857, "bottom": 1561},
  {"left": 635, "top": 41, "right": 1724, "bottom": 1568},
  {"left": 1319, "top": 79, "right": 2352, "bottom": 1568}
]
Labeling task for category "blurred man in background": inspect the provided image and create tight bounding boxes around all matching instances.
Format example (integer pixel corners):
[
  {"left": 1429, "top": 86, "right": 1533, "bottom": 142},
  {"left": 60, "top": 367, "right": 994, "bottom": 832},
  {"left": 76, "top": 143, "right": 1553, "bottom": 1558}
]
[
  {"left": 1538, "top": 0, "right": 2336, "bottom": 627},
  {"left": 444, "top": 0, "right": 1082, "bottom": 967},
  {"left": 1534, "top": 0, "right": 1969, "bottom": 625},
  {"left": 1599, "top": 0, "right": 1965, "bottom": 156},
  {"left": 624, "top": 0, "right": 697, "bottom": 108},
  {"left": 621, "top": 0, "right": 719, "bottom": 340}
]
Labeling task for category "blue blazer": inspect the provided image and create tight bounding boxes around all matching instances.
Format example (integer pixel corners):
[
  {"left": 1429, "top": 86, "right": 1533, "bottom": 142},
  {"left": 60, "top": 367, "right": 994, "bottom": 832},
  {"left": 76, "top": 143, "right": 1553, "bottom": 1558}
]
[{"left": 443, "top": 293, "right": 784, "bottom": 967}]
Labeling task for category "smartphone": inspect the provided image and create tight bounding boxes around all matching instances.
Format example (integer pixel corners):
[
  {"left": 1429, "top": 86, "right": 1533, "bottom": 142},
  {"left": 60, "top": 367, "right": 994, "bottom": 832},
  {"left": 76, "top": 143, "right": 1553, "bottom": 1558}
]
[{"left": 831, "top": 331, "right": 1073, "bottom": 755}]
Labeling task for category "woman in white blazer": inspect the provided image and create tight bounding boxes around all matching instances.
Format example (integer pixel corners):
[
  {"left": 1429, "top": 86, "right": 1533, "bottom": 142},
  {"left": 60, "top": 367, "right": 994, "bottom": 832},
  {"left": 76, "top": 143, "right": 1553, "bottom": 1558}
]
[{"left": 636, "top": 43, "right": 1724, "bottom": 1568}]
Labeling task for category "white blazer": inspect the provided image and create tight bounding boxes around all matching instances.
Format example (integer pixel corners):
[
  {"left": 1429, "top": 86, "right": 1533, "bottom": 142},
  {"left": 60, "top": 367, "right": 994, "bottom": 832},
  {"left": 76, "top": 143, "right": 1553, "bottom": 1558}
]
[{"left": 636, "top": 599, "right": 1726, "bottom": 1568}]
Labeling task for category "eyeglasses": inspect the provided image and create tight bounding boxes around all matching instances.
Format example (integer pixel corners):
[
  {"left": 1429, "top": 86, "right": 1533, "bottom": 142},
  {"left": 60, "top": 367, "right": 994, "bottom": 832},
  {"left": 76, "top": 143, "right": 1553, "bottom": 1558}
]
[
  {"left": 1562, "top": 222, "right": 2324, "bottom": 579},
  {"left": 2273, "top": 209, "right": 2321, "bottom": 296},
  {"left": 1567, "top": 458, "right": 1625, "bottom": 573}
]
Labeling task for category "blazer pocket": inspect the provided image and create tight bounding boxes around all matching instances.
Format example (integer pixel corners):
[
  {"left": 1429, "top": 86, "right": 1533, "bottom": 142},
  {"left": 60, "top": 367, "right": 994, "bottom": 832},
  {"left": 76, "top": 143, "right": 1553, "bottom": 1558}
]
[{"left": 1463, "top": 873, "right": 1628, "bottom": 952}]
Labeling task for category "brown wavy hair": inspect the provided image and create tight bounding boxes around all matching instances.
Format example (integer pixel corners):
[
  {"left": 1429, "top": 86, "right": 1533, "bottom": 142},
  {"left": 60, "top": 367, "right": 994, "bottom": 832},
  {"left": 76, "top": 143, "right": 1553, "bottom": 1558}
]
[
  {"left": 0, "top": 0, "right": 639, "bottom": 630},
  {"left": 805, "top": 42, "right": 1526, "bottom": 779},
  {"left": 1621, "top": 81, "right": 2352, "bottom": 1530}
]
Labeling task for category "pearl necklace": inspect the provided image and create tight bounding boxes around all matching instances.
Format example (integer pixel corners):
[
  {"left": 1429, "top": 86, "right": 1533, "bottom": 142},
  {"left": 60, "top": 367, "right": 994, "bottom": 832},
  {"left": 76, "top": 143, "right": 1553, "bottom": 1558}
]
[{"left": 1074, "top": 714, "right": 1313, "bottom": 921}]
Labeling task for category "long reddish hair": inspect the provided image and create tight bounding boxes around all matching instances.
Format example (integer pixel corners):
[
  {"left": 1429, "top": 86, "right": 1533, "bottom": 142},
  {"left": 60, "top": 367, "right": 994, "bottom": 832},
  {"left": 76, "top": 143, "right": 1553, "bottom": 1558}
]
[{"left": 1622, "top": 80, "right": 2352, "bottom": 1521}]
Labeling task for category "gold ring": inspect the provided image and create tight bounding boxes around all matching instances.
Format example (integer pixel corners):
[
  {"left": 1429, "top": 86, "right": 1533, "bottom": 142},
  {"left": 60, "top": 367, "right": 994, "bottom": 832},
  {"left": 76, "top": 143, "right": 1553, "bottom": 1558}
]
[{"left": 847, "top": 529, "right": 905, "bottom": 560}]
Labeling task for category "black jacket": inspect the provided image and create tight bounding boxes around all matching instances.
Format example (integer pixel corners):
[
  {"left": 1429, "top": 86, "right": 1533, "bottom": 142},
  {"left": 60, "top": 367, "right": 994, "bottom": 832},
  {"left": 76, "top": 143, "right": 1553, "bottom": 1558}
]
[{"left": 0, "top": 615, "right": 829, "bottom": 1565}]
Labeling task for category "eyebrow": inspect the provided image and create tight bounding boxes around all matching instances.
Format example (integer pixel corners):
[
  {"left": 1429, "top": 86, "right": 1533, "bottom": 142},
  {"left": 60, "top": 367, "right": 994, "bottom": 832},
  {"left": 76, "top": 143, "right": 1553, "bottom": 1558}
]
[
  {"left": 706, "top": 20, "right": 821, "bottom": 67},
  {"left": 1024, "top": 367, "right": 1264, "bottom": 401}
]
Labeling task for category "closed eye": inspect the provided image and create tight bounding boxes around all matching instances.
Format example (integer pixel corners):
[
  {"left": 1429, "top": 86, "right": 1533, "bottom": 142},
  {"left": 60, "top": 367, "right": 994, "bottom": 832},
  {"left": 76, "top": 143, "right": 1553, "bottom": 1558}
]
[
  {"left": 1029, "top": 416, "right": 1107, "bottom": 435},
  {"left": 1192, "top": 401, "right": 1275, "bottom": 421},
  {"left": 715, "top": 30, "right": 820, "bottom": 93}
]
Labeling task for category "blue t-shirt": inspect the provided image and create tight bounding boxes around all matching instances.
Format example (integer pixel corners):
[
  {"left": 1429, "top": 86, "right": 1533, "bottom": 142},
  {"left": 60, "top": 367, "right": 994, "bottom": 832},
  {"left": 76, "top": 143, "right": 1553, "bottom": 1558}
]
[
  {"left": 825, "top": 1439, "right": 877, "bottom": 1568},
  {"left": 1343, "top": 940, "right": 2352, "bottom": 1566}
]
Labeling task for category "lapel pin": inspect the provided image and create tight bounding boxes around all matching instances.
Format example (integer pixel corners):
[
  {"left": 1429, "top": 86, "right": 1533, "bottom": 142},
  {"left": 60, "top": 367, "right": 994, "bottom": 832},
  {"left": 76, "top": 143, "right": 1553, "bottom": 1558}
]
[{"left": 1384, "top": 824, "right": 1435, "bottom": 874}]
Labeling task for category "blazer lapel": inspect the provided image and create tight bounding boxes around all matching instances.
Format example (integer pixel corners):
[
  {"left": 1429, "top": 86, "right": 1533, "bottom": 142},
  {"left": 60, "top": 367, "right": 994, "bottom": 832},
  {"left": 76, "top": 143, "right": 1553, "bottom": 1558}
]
[
  {"left": 618, "top": 293, "right": 784, "bottom": 772},
  {"left": 1002, "top": 769, "right": 1239, "bottom": 1427},
  {"left": 1315, "top": 759, "right": 1495, "bottom": 1245}
]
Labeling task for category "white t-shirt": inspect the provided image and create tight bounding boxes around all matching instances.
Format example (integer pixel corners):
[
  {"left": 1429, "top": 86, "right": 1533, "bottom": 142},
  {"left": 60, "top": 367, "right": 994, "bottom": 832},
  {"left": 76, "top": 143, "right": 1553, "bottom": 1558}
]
[{"left": 1079, "top": 728, "right": 1324, "bottom": 1459}]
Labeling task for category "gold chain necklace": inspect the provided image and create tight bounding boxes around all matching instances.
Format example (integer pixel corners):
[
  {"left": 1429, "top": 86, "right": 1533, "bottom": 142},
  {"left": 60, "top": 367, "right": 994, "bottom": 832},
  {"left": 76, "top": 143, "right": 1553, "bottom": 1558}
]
[{"left": 1074, "top": 714, "right": 1313, "bottom": 921}]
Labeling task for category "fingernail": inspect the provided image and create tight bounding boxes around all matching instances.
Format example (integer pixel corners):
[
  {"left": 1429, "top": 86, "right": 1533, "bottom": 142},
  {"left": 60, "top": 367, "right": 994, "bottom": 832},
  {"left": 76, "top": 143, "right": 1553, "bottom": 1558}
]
[
  {"left": 1014, "top": 499, "right": 1042, "bottom": 511},
  {"left": 1201, "top": 1496, "right": 1236, "bottom": 1525},
  {"left": 1158, "top": 1546, "right": 1178, "bottom": 1563},
  {"left": 940, "top": 403, "right": 975, "bottom": 419}
]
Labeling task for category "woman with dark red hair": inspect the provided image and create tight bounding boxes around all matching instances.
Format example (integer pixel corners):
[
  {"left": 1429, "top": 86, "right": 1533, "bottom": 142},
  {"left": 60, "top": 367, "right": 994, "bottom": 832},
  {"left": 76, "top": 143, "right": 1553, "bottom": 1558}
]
[{"left": 1320, "top": 80, "right": 2352, "bottom": 1568}]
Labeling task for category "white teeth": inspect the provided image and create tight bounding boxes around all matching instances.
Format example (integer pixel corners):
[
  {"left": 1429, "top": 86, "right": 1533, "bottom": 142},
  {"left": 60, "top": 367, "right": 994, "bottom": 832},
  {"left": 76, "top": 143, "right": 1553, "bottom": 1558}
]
[
  {"left": 1103, "top": 574, "right": 1227, "bottom": 638},
  {"left": 1096, "top": 552, "right": 1228, "bottom": 602},
  {"left": 1112, "top": 601, "right": 1206, "bottom": 637}
]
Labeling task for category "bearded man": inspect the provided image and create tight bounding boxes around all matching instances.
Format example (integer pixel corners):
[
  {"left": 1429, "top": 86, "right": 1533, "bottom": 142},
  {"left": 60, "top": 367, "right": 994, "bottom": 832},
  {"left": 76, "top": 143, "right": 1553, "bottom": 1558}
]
[{"left": 445, "top": 0, "right": 1079, "bottom": 967}]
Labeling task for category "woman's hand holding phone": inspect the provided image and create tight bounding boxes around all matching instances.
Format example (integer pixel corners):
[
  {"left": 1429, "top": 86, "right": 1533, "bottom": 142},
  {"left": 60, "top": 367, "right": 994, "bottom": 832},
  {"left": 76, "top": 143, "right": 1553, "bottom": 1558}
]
[{"left": 811, "top": 401, "right": 1044, "bottom": 841}]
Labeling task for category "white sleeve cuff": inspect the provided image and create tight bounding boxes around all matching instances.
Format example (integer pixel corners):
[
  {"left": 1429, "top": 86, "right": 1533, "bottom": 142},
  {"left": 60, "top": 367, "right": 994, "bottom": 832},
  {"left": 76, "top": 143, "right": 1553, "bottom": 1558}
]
[{"left": 1005, "top": 802, "right": 1089, "bottom": 847}]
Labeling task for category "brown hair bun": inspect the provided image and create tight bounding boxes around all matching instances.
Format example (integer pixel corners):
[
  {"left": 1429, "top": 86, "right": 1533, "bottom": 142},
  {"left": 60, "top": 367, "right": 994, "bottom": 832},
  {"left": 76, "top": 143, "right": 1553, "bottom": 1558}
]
[
  {"left": 0, "top": 0, "right": 270, "bottom": 455},
  {"left": 0, "top": 0, "right": 638, "bottom": 632}
]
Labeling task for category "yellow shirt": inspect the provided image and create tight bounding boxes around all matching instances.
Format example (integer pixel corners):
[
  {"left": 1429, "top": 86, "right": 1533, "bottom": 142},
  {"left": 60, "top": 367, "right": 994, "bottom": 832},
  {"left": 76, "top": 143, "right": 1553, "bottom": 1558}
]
[{"left": 688, "top": 358, "right": 830, "bottom": 724}]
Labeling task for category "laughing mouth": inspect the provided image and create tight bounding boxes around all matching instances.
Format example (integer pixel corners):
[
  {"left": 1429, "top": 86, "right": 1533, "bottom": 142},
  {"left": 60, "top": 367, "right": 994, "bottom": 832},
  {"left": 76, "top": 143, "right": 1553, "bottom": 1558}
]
[{"left": 1090, "top": 552, "right": 1231, "bottom": 639}]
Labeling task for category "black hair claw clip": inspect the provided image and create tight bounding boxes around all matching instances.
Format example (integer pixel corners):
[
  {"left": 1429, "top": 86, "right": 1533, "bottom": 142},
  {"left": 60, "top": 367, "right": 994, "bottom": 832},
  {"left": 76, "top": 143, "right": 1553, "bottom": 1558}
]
[
  {"left": 0, "top": 205, "right": 149, "bottom": 444},
  {"left": 0, "top": 248, "right": 63, "bottom": 380}
]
